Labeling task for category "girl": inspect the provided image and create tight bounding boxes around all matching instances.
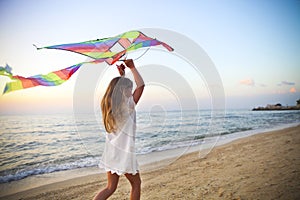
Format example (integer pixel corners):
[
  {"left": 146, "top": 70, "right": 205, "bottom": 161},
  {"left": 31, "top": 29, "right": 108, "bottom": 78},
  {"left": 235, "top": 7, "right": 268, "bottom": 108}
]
[{"left": 94, "top": 59, "right": 144, "bottom": 200}]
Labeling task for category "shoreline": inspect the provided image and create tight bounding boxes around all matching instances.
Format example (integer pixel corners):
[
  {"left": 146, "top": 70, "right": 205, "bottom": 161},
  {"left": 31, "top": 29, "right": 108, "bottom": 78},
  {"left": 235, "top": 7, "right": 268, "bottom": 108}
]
[
  {"left": 1, "top": 123, "right": 299, "bottom": 199},
  {"left": 1, "top": 123, "right": 299, "bottom": 198},
  {"left": 0, "top": 123, "right": 297, "bottom": 196}
]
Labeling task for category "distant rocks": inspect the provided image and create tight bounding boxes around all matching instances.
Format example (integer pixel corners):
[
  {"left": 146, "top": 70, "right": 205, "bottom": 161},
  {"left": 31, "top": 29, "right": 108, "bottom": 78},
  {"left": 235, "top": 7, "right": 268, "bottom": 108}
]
[{"left": 252, "top": 99, "right": 300, "bottom": 111}]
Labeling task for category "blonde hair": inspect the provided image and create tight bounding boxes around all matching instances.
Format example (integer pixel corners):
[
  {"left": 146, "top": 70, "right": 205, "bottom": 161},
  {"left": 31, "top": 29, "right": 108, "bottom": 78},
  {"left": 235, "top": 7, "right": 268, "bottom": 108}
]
[{"left": 101, "top": 77, "right": 133, "bottom": 133}]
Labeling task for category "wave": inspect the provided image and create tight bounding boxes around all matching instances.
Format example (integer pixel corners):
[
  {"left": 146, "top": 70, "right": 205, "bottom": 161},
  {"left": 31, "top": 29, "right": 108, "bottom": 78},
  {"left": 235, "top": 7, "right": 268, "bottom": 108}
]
[
  {"left": 220, "top": 127, "right": 253, "bottom": 136},
  {"left": 0, "top": 156, "right": 99, "bottom": 183},
  {"left": 136, "top": 126, "right": 256, "bottom": 155}
]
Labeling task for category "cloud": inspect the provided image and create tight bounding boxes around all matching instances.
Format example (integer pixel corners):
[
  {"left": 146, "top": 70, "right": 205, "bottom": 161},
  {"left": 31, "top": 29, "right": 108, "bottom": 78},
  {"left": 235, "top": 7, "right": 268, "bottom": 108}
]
[
  {"left": 258, "top": 83, "right": 267, "bottom": 87},
  {"left": 290, "top": 87, "right": 296, "bottom": 93},
  {"left": 278, "top": 81, "right": 295, "bottom": 86},
  {"left": 239, "top": 78, "right": 255, "bottom": 86}
]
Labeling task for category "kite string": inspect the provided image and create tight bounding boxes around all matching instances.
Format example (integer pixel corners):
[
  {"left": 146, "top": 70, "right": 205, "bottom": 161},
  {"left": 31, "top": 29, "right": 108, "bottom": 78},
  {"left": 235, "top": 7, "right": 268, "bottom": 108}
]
[
  {"left": 133, "top": 47, "right": 151, "bottom": 61},
  {"left": 119, "top": 47, "right": 150, "bottom": 63}
]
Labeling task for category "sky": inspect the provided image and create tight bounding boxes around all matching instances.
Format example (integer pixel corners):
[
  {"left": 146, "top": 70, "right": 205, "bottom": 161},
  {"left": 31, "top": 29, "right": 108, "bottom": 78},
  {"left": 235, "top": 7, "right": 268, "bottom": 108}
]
[{"left": 0, "top": 0, "right": 299, "bottom": 114}]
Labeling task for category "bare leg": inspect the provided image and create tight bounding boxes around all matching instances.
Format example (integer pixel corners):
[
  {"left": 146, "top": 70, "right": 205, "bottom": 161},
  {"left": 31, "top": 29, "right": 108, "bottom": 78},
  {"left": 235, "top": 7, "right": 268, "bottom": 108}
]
[
  {"left": 93, "top": 172, "right": 119, "bottom": 200},
  {"left": 125, "top": 173, "right": 141, "bottom": 200}
]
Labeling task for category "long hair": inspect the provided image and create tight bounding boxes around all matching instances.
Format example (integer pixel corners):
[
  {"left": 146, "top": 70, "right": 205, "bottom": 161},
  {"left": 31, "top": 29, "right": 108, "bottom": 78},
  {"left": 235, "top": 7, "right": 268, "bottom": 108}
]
[{"left": 101, "top": 77, "right": 133, "bottom": 133}]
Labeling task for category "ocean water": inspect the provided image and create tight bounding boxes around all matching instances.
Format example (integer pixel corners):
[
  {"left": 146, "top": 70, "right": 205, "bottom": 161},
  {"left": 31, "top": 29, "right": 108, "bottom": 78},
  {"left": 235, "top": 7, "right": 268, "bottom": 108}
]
[{"left": 0, "top": 109, "right": 299, "bottom": 183}]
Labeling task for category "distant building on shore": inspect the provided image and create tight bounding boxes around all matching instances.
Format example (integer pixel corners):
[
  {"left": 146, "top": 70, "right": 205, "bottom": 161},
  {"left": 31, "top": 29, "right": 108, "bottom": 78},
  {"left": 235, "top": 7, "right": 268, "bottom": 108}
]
[{"left": 252, "top": 99, "right": 300, "bottom": 111}]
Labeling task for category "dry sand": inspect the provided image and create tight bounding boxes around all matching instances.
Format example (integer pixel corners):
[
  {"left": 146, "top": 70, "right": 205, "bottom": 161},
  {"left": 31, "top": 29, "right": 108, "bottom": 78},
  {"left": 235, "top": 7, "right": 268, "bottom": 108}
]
[{"left": 1, "top": 125, "right": 299, "bottom": 200}]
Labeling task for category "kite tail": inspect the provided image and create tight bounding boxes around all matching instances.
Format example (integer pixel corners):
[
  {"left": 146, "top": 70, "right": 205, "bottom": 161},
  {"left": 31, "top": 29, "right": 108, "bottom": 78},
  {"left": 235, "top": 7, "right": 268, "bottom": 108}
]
[{"left": 1, "top": 63, "right": 83, "bottom": 94}]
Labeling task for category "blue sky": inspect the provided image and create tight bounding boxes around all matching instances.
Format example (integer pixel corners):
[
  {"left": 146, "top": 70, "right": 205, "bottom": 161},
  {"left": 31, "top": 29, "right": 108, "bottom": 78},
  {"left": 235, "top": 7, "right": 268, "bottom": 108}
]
[{"left": 0, "top": 0, "right": 299, "bottom": 114}]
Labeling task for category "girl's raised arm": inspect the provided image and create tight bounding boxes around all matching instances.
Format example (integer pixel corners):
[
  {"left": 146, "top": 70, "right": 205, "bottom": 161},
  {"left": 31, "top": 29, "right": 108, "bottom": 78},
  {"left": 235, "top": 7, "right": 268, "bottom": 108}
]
[{"left": 124, "top": 59, "right": 144, "bottom": 104}]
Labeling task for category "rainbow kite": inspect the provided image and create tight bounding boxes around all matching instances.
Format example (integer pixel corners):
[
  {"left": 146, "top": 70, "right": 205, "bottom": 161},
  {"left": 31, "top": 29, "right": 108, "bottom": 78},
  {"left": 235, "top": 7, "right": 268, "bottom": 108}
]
[{"left": 0, "top": 31, "right": 173, "bottom": 94}]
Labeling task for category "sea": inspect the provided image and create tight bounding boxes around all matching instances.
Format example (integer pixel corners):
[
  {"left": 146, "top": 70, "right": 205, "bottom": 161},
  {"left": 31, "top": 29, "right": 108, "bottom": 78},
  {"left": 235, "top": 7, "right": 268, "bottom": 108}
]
[{"left": 0, "top": 109, "right": 300, "bottom": 184}]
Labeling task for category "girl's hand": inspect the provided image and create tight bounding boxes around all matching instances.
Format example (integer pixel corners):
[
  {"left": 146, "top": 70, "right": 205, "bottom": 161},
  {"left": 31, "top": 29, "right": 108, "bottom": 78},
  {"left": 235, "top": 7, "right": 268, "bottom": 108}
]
[
  {"left": 116, "top": 59, "right": 135, "bottom": 76},
  {"left": 124, "top": 59, "right": 135, "bottom": 69},
  {"left": 117, "top": 64, "right": 125, "bottom": 76}
]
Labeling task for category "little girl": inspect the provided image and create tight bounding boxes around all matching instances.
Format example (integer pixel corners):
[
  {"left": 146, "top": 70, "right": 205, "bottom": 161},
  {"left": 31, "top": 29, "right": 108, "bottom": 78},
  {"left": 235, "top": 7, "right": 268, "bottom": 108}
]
[{"left": 94, "top": 59, "right": 144, "bottom": 200}]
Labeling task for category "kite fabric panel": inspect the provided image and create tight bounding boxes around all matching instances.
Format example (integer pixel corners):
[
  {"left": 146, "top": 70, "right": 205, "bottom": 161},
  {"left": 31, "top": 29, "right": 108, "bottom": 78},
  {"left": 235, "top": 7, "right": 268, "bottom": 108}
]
[{"left": 0, "top": 30, "right": 173, "bottom": 94}]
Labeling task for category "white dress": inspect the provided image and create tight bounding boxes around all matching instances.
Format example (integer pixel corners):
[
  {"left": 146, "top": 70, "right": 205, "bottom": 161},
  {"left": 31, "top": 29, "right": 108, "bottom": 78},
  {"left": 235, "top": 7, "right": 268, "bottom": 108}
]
[{"left": 99, "top": 96, "right": 139, "bottom": 175}]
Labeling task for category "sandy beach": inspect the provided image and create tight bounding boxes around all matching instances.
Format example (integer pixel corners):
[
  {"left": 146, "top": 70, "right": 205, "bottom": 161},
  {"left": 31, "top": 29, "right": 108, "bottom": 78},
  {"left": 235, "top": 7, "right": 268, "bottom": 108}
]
[{"left": 1, "top": 125, "right": 299, "bottom": 200}]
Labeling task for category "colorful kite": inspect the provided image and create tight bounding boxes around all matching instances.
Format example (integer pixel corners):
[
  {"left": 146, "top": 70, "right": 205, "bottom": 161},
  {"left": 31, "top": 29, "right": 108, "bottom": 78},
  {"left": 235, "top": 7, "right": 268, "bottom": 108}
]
[{"left": 0, "top": 30, "right": 173, "bottom": 94}]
